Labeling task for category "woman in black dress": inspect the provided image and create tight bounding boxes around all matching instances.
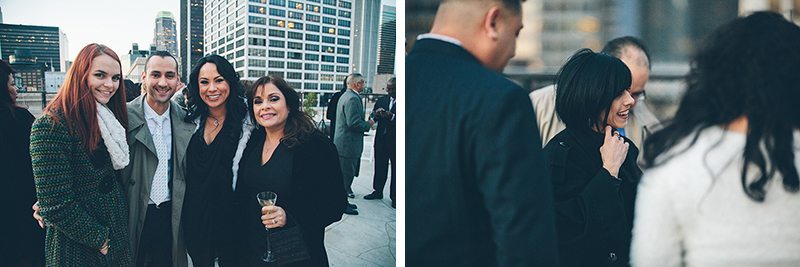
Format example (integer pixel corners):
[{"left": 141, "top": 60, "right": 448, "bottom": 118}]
[
  {"left": 236, "top": 75, "right": 346, "bottom": 266},
  {"left": 543, "top": 49, "right": 641, "bottom": 267},
  {"left": 0, "top": 59, "right": 44, "bottom": 266},
  {"left": 182, "top": 55, "right": 253, "bottom": 266}
]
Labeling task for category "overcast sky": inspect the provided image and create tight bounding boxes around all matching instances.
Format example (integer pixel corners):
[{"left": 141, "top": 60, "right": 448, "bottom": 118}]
[{"left": 2, "top": 0, "right": 396, "bottom": 60}]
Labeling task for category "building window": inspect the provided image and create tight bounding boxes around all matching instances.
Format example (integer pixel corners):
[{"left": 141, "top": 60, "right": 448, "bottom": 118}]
[
  {"left": 269, "top": 8, "right": 286, "bottom": 17},
  {"left": 288, "top": 31, "right": 303, "bottom": 40},
  {"left": 322, "top": 36, "right": 335, "bottom": 44},
  {"left": 337, "top": 47, "right": 349, "bottom": 55},
  {"left": 305, "top": 53, "right": 319, "bottom": 61},
  {"left": 321, "top": 65, "right": 334, "bottom": 72},
  {"left": 288, "top": 11, "right": 303, "bottom": 19},
  {"left": 249, "top": 16, "right": 266, "bottom": 25},
  {"left": 288, "top": 1, "right": 303, "bottom": 10},
  {"left": 306, "top": 24, "right": 320, "bottom": 32},
  {"left": 305, "top": 34, "right": 320, "bottom": 42},
  {"left": 249, "top": 70, "right": 266, "bottom": 78},
  {"left": 336, "top": 57, "right": 348, "bottom": 64},
  {"left": 305, "top": 44, "right": 320, "bottom": 51},
  {"left": 235, "top": 60, "right": 244, "bottom": 68},
  {"left": 287, "top": 21, "right": 303, "bottom": 29},
  {"left": 338, "top": 29, "right": 350, "bottom": 36},
  {"left": 305, "top": 63, "right": 319, "bottom": 70},
  {"left": 236, "top": 49, "right": 246, "bottom": 58},
  {"left": 322, "top": 7, "right": 336, "bottom": 15},
  {"left": 268, "top": 50, "right": 285, "bottom": 58},
  {"left": 236, "top": 38, "right": 245, "bottom": 48},
  {"left": 321, "top": 45, "right": 335, "bottom": 53},
  {"left": 249, "top": 48, "right": 267, "bottom": 56},
  {"left": 268, "top": 0, "right": 285, "bottom": 6},
  {"left": 322, "top": 26, "right": 336, "bottom": 34},
  {"left": 249, "top": 59, "right": 267, "bottom": 67},
  {"left": 304, "top": 82, "right": 318, "bottom": 89},
  {"left": 322, "top": 55, "right": 335, "bottom": 62},
  {"left": 306, "top": 14, "right": 320, "bottom": 22},
  {"left": 269, "top": 19, "right": 285, "bottom": 27},
  {"left": 336, "top": 66, "right": 349, "bottom": 73},
  {"left": 287, "top": 42, "right": 303, "bottom": 50},
  {"left": 289, "top": 81, "right": 302, "bottom": 89},
  {"left": 287, "top": 72, "right": 302, "bottom": 79},
  {"left": 269, "top": 29, "right": 286, "bottom": 37},
  {"left": 236, "top": 28, "right": 246, "bottom": 38},
  {"left": 322, "top": 17, "right": 335, "bottom": 25},
  {"left": 249, "top": 5, "right": 266, "bottom": 14},
  {"left": 268, "top": 60, "right": 285, "bottom": 68},
  {"left": 306, "top": 4, "right": 320, "bottom": 13},
  {"left": 337, "top": 38, "right": 349, "bottom": 45},
  {"left": 250, "top": 0, "right": 267, "bottom": 3},
  {"left": 338, "top": 1, "right": 351, "bottom": 9},
  {"left": 268, "top": 70, "right": 285, "bottom": 77},
  {"left": 337, "top": 19, "right": 350, "bottom": 27},
  {"left": 269, "top": 40, "right": 285, "bottom": 48},
  {"left": 321, "top": 83, "right": 334, "bottom": 90},
  {"left": 287, "top": 52, "right": 302, "bottom": 59},
  {"left": 287, "top": 62, "right": 302, "bottom": 69},
  {"left": 249, "top": 26, "right": 267, "bottom": 35},
  {"left": 323, "top": 0, "right": 336, "bottom": 6},
  {"left": 338, "top": 10, "right": 351, "bottom": 18}
]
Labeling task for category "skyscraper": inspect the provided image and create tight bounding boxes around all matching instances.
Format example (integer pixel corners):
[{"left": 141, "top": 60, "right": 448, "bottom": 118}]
[
  {"left": 154, "top": 11, "right": 179, "bottom": 59},
  {"left": 351, "top": 0, "right": 380, "bottom": 87},
  {"left": 181, "top": 0, "right": 204, "bottom": 79},
  {"left": 0, "top": 23, "right": 64, "bottom": 72},
  {"left": 204, "top": 0, "right": 353, "bottom": 104},
  {"left": 377, "top": 4, "right": 395, "bottom": 75}
]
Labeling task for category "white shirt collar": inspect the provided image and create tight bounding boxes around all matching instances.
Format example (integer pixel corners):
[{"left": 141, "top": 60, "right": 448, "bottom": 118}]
[
  {"left": 417, "top": 33, "right": 463, "bottom": 47},
  {"left": 143, "top": 98, "right": 171, "bottom": 123}
]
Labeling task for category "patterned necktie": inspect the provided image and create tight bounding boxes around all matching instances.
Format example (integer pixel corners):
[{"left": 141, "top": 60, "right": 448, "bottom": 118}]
[{"left": 150, "top": 118, "right": 170, "bottom": 205}]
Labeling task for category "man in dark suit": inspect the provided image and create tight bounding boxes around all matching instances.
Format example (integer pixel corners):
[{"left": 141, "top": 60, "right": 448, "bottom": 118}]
[
  {"left": 364, "top": 77, "right": 396, "bottom": 208},
  {"left": 407, "top": 0, "right": 559, "bottom": 266},
  {"left": 325, "top": 79, "right": 348, "bottom": 140}
]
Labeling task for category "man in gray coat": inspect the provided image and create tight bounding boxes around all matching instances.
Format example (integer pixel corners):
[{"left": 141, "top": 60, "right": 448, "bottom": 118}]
[
  {"left": 334, "top": 73, "right": 374, "bottom": 215},
  {"left": 122, "top": 51, "right": 194, "bottom": 267}
]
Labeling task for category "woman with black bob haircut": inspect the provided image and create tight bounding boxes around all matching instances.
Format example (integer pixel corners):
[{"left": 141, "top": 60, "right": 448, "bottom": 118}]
[
  {"left": 182, "top": 54, "right": 254, "bottom": 266},
  {"left": 543, "top": 48, "right": 639, "bottom": 267},
  {"left": 631, "top": 12, "right": 800, "bottom": 266},
  {"left": 233, "top": 75, "right": 345, "bottom": 266}
]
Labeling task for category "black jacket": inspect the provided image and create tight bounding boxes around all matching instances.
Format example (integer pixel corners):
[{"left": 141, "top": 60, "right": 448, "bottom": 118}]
[
  {"left": 372, "top": 95, "right": 395, "bottom": 146},
  {"left": 407, "top": 38, "right": 559, "bottom": 266},
  {"left": 544, "top": 127, "right": 642, "bottom": 267},
  {"left": 325, "top": 89, "right": 346, "bottom": 140}
]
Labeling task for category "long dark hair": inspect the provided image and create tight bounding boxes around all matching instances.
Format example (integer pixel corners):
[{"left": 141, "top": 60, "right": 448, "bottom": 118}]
[
  {"left": 555, "top": 48, "right": 632, "bottom": 131},
  {"left": 642, "top": 11, "right": 800, "bottom": 202},
  {"left": 247, "top": 75, "right": 318, "bottom": 148},
  {"left": 184, "top": 54, "right": 247, "bottom": 128},
  {"left": 0, "top": 59, "right": 17, "bottom": 111}
]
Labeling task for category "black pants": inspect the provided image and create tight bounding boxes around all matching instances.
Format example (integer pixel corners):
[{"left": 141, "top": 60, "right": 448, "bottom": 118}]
[
  {"left": 373, "top": 137, "right": 396, "bottom": 202},
  {"left": 136, "top": 202, "right": 172, "bottom": 267}
]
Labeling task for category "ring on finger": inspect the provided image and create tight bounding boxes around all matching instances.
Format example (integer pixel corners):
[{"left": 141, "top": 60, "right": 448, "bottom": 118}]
[{"left": 273, "top": 219, "right": 276, "bottom": 224}]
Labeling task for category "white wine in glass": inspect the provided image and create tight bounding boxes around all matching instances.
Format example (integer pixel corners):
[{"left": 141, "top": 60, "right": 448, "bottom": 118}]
[{"left": 256, "top": 191, "right": 278, "bottom": 262}]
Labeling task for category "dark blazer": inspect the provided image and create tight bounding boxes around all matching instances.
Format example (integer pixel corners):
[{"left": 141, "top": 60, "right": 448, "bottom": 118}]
[
  {"left": 325, "top": 89, "right": 345, "bottom": 140},
  {"left": 407, "top": 38, "right": 559, "bottom": 266},
  {"left": 235, "top": 130, "right": 346, "bottom": 266},
  {"left": 543, "top": 127, "right": 641, "bottom": 267},
  {"left": 0, "top": 107, "right": 44, "bottom": 265},
  {"left": 373, "top": 95, "right": 395, "bottom": 145}
]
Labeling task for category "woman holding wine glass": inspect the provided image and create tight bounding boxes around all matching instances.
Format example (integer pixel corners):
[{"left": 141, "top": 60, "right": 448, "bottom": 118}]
[
  {"left": 235, "top": 75, "right": 346, "bottom": 266},
  {"left": 181, "top": 54, "right": 253, "bottom": 266}
]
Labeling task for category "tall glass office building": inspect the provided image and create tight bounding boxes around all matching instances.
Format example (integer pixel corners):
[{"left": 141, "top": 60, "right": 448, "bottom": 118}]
[{"left": 204, "top": 0, "right": 353, "bottom": 100}]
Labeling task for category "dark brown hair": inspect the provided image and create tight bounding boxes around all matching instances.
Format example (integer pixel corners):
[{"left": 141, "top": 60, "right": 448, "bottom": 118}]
[{"left": 247, "top": 75, "right": 318, "bottom": 148}]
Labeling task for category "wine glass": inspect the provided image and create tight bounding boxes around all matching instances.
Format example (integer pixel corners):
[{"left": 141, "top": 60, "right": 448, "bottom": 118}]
[{"left": 256, "top": 191, "right": 278, "bottom": 263}]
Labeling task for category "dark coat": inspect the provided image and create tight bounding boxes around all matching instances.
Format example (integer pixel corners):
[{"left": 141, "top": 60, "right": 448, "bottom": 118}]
[
  {"left": 234, "top": 130, "right": 346, "bottom": 266},
  {"left": 325, "top": 89, "right": 345, "bottom": 140},
  {"left": 30, "top": 111, "right": 131, "bottom": 266},
  {"left": 543, "top": 127, "right": 642, "bottom": 267},
  {"left": 0, "top": 107, "right": 44, "bottom": 265},
  {"left": 372, "top": 95, "right": 395, "bottom": 146},
  {"left": 406, "top": 38, "right": 559, "bottom": 266}
]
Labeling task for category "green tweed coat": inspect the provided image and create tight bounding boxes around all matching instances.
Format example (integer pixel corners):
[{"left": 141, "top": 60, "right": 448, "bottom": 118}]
[{"left": 30, "top": 111, "right": 132, "bottom": 266}]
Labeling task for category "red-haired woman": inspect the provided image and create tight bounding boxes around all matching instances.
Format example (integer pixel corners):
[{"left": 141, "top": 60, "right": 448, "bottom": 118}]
[{"left": 30, "top": 43, "right": 132, "bottom": 266}]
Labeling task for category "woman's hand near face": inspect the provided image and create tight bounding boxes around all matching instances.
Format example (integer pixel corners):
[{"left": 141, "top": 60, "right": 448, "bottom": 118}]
[{"left": 600, "top": 125, "right": 629, "bottom": 178}]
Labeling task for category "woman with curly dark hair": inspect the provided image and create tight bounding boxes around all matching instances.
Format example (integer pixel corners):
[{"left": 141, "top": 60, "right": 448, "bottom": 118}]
[
  {"left": 182, "top": 55, "right": 253, "bottom": 266},
  {"left": 233, "top": 75, "right": 346, "bottom": 266},
  {"left": 631, "top": 12, "right": 800, "bottom": 266}
]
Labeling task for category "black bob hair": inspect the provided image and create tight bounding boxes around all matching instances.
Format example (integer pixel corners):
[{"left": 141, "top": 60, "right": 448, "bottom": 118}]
[{"left": 555, "top": 48, "right": 632, "bottom": 131}]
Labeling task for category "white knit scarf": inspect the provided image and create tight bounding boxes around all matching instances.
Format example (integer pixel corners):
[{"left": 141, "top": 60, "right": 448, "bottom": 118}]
[{"left": 96, "top": 101, "right": 129, "bottom": 170}]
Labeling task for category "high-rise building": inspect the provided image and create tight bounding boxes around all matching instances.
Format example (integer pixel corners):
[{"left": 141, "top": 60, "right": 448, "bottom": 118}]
[
  {"left": 0, "top": 23, "right": 65, "bottom": 71},
  {"left": 352, "top": 0, "right": 380, "bottom": 88},
  {"left": 204, "top": 0, "right": 354, "bottom": 104},
  {"left": 181, "top": 0, "right": 205, "bottom": 79},
  {"left": 9, "top": 49, "right": 46, "bottom": 91},
  {"left": 154, "top": 11, "right": 179, "bottom": 59},
  {"left": 377, "top": 4, "right": 395, "bottom": 75},
  {"left": 121, "top": 43, "right": 152, "bottom": 81}
]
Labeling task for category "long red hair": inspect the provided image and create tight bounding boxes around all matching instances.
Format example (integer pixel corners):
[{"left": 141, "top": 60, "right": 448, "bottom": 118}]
[{"left": 44, "top": 43, "right": 128, "bottom": 153}]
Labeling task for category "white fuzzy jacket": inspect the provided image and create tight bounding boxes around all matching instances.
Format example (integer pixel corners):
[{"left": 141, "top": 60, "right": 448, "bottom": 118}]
[{"left": 630, "top": 126, "right": 800, "bottom": 267}]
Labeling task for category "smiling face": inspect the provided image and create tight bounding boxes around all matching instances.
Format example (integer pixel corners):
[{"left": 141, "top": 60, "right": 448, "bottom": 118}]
[
  {"left": 197, "top": 63, "right": 230, "bottom": 110},
  {"left": 88, "top": 54, "right": 122, "bottom": 104},
  {"left": 600, "top": 89, "right": 636, "bottom": 129},
  {"left": 142, "top": 56, "right": 179, "bottom": 108},
  {"left": 252, "top": 82, "right": 289, "bottom": 131}
]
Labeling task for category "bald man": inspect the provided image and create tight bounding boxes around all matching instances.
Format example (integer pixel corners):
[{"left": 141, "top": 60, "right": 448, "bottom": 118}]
[
  {"left": 407, "top": 0, "right": 558, "bottom": 265},
  {"left": 531, "top": 36, "right": 661, "bottom": 151}
]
